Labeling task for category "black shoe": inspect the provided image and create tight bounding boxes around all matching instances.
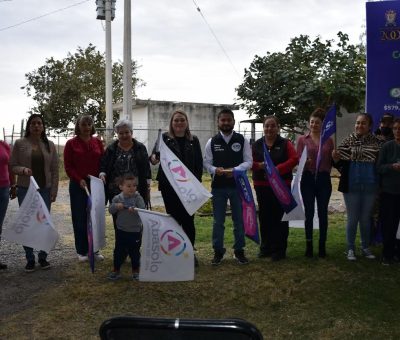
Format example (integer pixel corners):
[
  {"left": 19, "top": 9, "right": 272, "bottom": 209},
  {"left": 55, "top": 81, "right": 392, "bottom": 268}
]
[
  {"left": 257, "top": 249, "right": 271, "bottom": 258},
  {"left": 234, "top": 250, "right": 249, "bottom": 265},
  {"left": 305, "top": 240, "right": 313, "bottom": 258},
  {"left": 211, "top": 251, "right": 224, "bottom": 266},
  {"left": 25, "top": 261, "right": 35, "bottom": 273},
  {"left": 194, "top": 255, "right": 199, "bottom": 268},
  {"left": 0, "top": 262, "right": 7, "bottom": 270},
  {"left": 271, "top": 253, "right": 286, "bottom": 262},
  {"left": 382, "top": 257, "right": 393, "bottom": 266},
  {"left": 39, "top": 259, "right": 51, "bottom": 270},
  {"left": 318, "top": 243, "right": 326, "bottom": 258}
]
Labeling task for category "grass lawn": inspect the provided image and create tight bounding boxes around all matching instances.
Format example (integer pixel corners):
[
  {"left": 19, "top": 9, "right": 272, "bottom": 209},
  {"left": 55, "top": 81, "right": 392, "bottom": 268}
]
[{"left": 1, "top": 213, "right": 400, "bottom": 339}]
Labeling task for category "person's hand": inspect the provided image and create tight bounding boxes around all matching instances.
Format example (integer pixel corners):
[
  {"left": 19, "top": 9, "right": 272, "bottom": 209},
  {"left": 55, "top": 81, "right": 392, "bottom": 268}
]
[
  {"left": 128, "top": 206, "right": 136, "bottom": 213},
  {"left": 258, "top": 161, "right": 265, "bottom": 170},
  {"left": 305, "top": 158, "right": 312, "bottom": 166},
  {"left": 99, "top": 174, "right": 106, "bottom": 184},
  {"left": 215, "top": 167, "right": 225, "bottom": 176},
  {"left": 51, "top": 193, "right": 57, "bottom": 202},
  {"left": 223, "top": 169, "right": 234, "bottom": 178},
  {"left": 9, "top": 186, "right": 17, "bottom": 200},
  {"left": 392, "top": 163, "right": 400, "bottom": 171},
  {"left": 79, "top": 179, "right": 87, "bottom": 189},
  {"left": 332, "top": 150, "right": 340, "bottom": 162},
  {"left": 150, "top": 153, "right": 160, "bottom": 165},
  {"left": 22, "top": 167, "right": 32, "bottom": 176},
  {"left": 116, "top": 203, "right": 124, "bottom": 210}
]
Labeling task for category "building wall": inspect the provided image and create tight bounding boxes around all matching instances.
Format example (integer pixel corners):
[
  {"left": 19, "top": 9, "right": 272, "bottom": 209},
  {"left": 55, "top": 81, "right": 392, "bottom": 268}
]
[{"left": 130, "top": 99, "right": 237, "bottom": 153}]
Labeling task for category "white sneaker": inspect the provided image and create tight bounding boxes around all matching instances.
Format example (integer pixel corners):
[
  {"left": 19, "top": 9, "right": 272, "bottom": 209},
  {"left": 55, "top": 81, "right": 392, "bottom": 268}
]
[
  {"left": 94, "top": 252, "right": 104, "bottom": 261},
  {"left": 77, "top": 254, "right": 88, "bottom": 262},
  {"left": 362, "top": 248, "right": 376, "bottom": 260},
  {"left": 347, "top": 249, "right": 356, "bottom": 261}
]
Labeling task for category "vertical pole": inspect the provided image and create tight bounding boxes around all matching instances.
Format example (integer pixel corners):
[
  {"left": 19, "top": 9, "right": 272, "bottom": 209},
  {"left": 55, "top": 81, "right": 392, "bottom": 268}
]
[
  {"left": 123, "top": 0, "right": 132, "bottom": 121},
  {"left": 105, "top": 0, "right": 113, "bottom": 143}
]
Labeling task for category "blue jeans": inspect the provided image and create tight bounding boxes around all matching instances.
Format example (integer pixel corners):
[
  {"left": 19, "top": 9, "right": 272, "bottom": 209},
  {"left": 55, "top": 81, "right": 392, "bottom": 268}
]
[
  {"left": 301, "top": 171, "right": 332, "bottom": 243},
  {"left": 343, "top": 184, "right": 377, "bottom": 251},
  {"left": 69, "top": 180, "right": 89, "bottom": 256},
  {"left": 211, "top": 187, "right": 245, "bottom": 253},
  {"left": 17, "top": 186, "right": 51, "bottom": 262},
  {"left": 0, "top": 186, "right": 10, "bottom": 241},
  {"left": 0, "top": 186, "right": 9, "bottom": 237}
]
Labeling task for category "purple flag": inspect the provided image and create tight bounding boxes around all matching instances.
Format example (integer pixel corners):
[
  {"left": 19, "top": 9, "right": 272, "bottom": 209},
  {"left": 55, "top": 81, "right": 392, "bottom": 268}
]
[
  {"left": 86, "top": 194, "right": 95, "bottom": 273},
  {"left": 263, "top": 142, "right": 297, "bottom": 213},
  {"left": 316, "top": 104, "right": 336, "bottom": 173},
  {"left": 233, "top": 169, "right": 260, "bottom": 244}
]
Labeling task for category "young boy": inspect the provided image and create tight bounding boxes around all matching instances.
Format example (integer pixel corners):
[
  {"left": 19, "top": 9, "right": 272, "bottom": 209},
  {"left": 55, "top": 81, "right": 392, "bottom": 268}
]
[{"left": 108, "top": 174, "right": 145, "bottom": 280}]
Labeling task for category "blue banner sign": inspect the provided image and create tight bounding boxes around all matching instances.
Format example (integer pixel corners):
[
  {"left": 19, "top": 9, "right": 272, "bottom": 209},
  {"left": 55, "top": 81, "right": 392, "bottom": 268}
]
[{"left": 366, "top": 1, "right": 400, "bottom": 129}]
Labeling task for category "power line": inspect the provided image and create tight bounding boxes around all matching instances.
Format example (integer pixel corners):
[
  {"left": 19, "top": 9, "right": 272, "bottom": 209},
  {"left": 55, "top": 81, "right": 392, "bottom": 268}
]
[
  {"left": 191, "top": 0, "right": 241, "bottom": 78},
  {"left": 0, "top": 0, "right": 90, "bottom": 32}
]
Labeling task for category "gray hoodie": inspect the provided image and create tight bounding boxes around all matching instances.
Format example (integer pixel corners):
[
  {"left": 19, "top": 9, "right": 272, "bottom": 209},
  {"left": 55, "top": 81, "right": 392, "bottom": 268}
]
[{"left": 108, "top": 192, "right": 146, "bottom": 232}]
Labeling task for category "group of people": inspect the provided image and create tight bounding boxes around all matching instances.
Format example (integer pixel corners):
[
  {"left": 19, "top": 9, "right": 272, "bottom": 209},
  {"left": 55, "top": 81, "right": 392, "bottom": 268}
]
[{"left": 0, "top": 109, "right": 399, "bottom": 278}]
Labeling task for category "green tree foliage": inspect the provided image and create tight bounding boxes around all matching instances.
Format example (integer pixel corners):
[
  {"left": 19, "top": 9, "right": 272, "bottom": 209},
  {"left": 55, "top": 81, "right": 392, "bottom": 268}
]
[
  {"left": 23, "top": 44, "right": 142, "bottom": 132},
  {"left": 236, "top": 32, "right": 365, "bottom": 133}
]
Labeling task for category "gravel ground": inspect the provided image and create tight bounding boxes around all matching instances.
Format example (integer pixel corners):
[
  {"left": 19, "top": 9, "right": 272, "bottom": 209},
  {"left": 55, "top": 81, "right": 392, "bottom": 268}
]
[{"left": 0, "top": 180, "right": 344, "bottom": 320}]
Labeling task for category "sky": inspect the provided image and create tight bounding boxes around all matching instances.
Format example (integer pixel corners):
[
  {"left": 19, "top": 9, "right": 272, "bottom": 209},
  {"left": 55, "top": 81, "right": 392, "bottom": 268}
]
[{"left": 0, "top": 0, "right": 369, "bottom": 135}]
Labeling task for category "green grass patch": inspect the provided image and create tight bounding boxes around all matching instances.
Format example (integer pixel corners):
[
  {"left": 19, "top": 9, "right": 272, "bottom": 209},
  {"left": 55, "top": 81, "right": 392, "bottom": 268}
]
[{"left": 1, "top": 214, "right": 400, "bottom": 339}]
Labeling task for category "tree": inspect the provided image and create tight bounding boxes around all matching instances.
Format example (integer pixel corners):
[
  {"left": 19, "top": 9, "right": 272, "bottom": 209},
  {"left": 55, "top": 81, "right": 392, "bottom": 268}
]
[
  {"left": 236, "top": 32, "right": 366, "bottom": 133},
  {"left": 23, "top": 44, "right": 143, "bottom": 132}
]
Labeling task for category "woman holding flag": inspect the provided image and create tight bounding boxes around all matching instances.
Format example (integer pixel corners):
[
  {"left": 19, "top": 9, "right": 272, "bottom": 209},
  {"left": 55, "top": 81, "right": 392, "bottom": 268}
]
[
  {"left": 64, "top": 115, "right": 104, "bottom": 263},
  {"left": 252, "top": 116, "right": 298, "bottom": 261},
  {"left": 150, "top": 110, "right": 203, "bottom": 265},
  {"left": 296, "top": 108, "right": 334, "bottom": 258},
  {"left": 333, "top": 113, "right": 382, "bottom": 261},
  {"left": 10, "top": 114, "right": 59, "bottom": 272}
]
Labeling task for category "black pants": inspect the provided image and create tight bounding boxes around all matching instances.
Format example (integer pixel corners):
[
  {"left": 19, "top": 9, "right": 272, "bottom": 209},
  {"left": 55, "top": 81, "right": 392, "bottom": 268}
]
[
  {"left": 161, "top": 184, "right": 196, "bottom": 246},
  {"left": 113, "top": 229, "right": 141, "bottom": 271},
  {"left": 255, "top": 186, "right": 289, "bottom": 257},
  {"left": 380, "top": 192, "right": 400, "bottom": 260},
  {"left": 300, "top": 171, "right": 332, "bottom": 243}
]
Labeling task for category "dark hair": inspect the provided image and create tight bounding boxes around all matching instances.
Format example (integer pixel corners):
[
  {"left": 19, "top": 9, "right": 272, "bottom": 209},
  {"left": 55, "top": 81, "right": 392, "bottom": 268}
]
[
  {"left": 393, "top": 118, "right": 400, "bottom": 125},
  {"left": 118, "top": 174, "right": 137, "bottom": 186},
  {"left": 380, "top": 113, "right": 394, "bottom": 124},
  {"left": 168, "top": 109, "right": 192, "bottom": 140},
  {"left": 74, "top": 115, "right": 96, "bottom": 136},
  {"left": 24, "top": 114, "right": 50, "bottom": 152},
  {"left": 357, "top": 113, "right": 374, "bottom": 128},
  {"left": 217, "top": 108, "right": 235, "bottom": 119},
  {"left": 263, "top": 115, "right": 280, "bottom": 126},
  {"left": 310, "top": 108, "right": 325, "bottom": 121}
]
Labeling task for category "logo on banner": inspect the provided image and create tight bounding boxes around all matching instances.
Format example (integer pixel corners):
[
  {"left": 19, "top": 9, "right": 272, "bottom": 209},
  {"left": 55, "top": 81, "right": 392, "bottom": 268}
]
[
  {"left": 385, "top": 10, "right": 397, "bottom": 27},
  {"left": 390, "top": 88, "right": 400, "bottom": 98},
  {"left": 381, "top": 10, "right": 399, "bottom": 41},
  {"left": 160, "top": 229, "right": 187, "bottom": 256},
  {"left": 324, "top": 121, "right": 334, "bottom": 133},
  {"left": 168, "top": 160, "right": 190, "bottom": 182}
]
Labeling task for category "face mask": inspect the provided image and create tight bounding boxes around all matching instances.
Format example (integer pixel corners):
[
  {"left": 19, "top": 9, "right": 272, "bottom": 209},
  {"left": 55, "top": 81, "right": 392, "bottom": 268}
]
[{"left": 381, "top": 127, "right": 392, "bottom": 136}]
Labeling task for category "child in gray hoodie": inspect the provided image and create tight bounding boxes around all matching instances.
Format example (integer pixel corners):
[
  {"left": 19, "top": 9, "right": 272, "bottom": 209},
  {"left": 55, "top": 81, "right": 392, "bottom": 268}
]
[{"left": 108, "top": 174, "right": 145, "bottom": 280}]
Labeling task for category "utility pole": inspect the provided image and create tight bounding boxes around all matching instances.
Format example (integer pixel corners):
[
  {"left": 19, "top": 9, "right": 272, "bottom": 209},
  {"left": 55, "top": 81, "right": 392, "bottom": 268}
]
[
  {"left": 96, "top": 0, "right": 116, "bottom": 143},
  {"left": 123, "top": 0, "right": 132, "bottom": 121}
]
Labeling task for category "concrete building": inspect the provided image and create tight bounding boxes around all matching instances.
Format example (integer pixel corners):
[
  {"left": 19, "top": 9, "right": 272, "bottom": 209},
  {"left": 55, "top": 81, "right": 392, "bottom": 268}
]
[{"left": 114, "top": 99, "right": 239, "bottom": 151}]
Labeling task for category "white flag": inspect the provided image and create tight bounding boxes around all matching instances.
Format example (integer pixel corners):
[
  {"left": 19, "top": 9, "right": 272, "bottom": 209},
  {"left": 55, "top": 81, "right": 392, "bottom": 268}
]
[
  {"left": 282, "top": 147, "right": 306, "bottom": 221},
  {"left": 137, "top": 209, "right": 194, "bottom": 282},
  {"left": 159, "top": 137, "right": 211, "bottom": 216},
  {"left": 3, "top": 177, "right": 59, "bottom": 253},
  {"left": 89, "top": 175, "right": 106, "bottom": 251}
]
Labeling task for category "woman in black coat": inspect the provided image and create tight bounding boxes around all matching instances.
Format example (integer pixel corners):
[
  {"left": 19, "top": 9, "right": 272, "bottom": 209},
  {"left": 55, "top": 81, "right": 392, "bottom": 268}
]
[{"left": 150, "top": 110, "right": 203, "bottom": 252}]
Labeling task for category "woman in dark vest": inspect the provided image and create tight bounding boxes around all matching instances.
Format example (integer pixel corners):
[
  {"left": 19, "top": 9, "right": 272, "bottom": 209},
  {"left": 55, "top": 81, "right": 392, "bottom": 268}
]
[
  {"left": 252, "top": 116, "right": 298, "bottom": 261},
  {"left": 150, "top": 110, "right": 203, "bottom": 265}
]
